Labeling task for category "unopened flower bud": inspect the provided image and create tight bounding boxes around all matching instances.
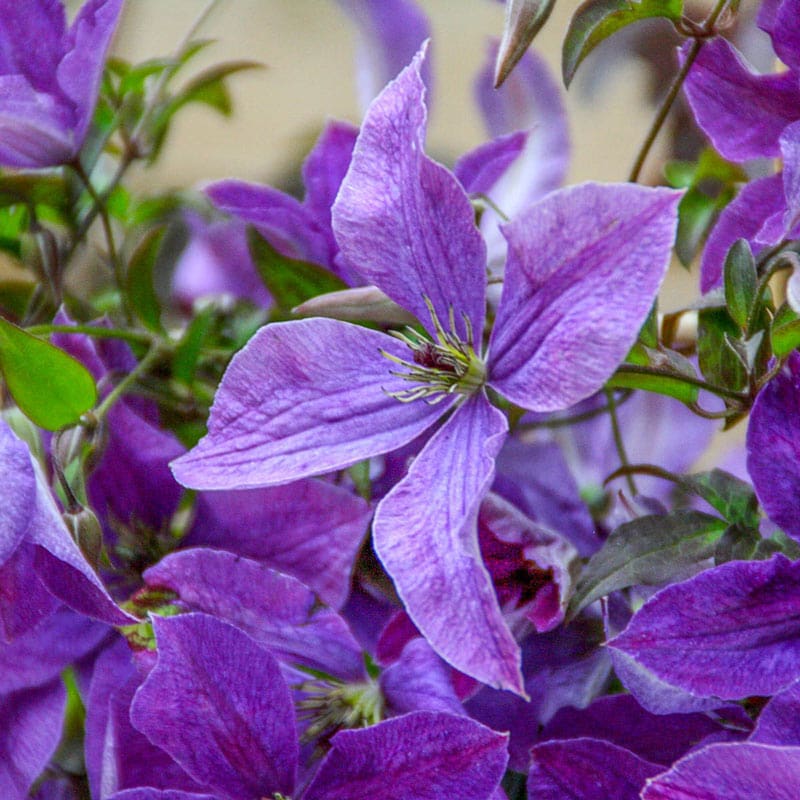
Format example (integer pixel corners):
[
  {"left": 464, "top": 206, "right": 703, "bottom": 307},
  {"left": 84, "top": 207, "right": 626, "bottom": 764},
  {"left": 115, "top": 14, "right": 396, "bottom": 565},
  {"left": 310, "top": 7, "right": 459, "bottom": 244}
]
[
  {"left": 293, "top": 285, "right": 417, "bottom": 326},
  {"left": 63, "top": 506, "right": 104, "bottom": 570}
]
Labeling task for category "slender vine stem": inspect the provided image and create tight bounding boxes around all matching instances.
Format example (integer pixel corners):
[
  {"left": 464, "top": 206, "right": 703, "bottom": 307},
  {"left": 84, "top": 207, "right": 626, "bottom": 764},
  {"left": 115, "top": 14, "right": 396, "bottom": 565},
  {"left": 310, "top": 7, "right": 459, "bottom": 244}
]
[
  {"left": 605, "top": 387, "right": 637, "bottom": 495},
  {"left": 26, "top": 323, "right": 155, "bottom": 346},
  {"left": 94, "top": 345, "right": 165, "bottom": 421},
  {"left": 628, "top": 0, "right": 731, "bottom": 183},
  {"left": 614, "top": 362, "right": 749, "bottom": 401}
]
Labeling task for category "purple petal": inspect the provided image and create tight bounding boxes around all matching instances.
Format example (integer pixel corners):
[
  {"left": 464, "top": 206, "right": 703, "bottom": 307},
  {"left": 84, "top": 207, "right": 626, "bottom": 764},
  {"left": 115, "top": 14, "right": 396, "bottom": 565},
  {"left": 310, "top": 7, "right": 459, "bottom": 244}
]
[
  {"left": 303, "top": 711, "right": 508, "bottom": 800},
  {"left": 380, "top": 638, "right": 465, "bottom": 717},
  {"left": 58, "top": 0, "right": 123, "bottom": 142},
  {"left": 333, "top": 0, "right": 431, "bottom": 111},
  {"left": 206, "top": 179, "right": 334, "bottom": 268},
  {"left": 0, "top": 0, "right": 65, "bottom": 90},
  {"left": 0, "top": 420, "right": 36, "bottom": 565},
  {"left": 0, "top": 679, "right": 66, "bottom": 799},
  {"left": 143, "top": 548, "right": 364, "bottom": 680},
  {"left": 489, "top": 183, "right": 680, "bottom": 411},
  {"left": 187, "top": 479, "right": 369, "bottom": 609},
  {"left": 683, "top": 37, "right": 800, "bottom": 161},
  {"left": 610, "top": 555, "right": 800, "bottom": 699},
  {"left": 542, "top": 695, "right": 744, "bottom": 766},
  {"left": 747, "top": 353, "right": 800, "bottom": 538},
  {"left": 642, "top": 742, "right": 800, "bottom": 799},
  {"left": 475, "top": 41, "right": 569, "bottom": 207},
  {"left": 107, "top": 792, "right": 217, "bottom": 800},
  {"left": 771, "top": 0, "right": 800, "bottom": 74},
  {"left": 333, "top": 45, "right": 487, "bottom": 343},
  {"left": 454, "top": 130, "right": 528, "bottom": 196},
  {"left": 0, "top": 545, "right": 58, "bottom": 640},
  {"left": 527, "top": 738, "right": 662, "bottom": 800},
  {"left": 700, "top": 174, "right": 785, "bottom": 292},
  {"left": 130, "top": 613, "right": 298, "bottom": 799},
  {"left": 171, "top": 319, "right": 450, "bottom": 490},
  {"left": 374, "top": 394, "right": 521, "bottom": 693},
  {"left": 780, "top": 121, "right": 800, "bottom": 237},
  {"left": 752, "top": 680, "right": 800, "bottom": 745}
]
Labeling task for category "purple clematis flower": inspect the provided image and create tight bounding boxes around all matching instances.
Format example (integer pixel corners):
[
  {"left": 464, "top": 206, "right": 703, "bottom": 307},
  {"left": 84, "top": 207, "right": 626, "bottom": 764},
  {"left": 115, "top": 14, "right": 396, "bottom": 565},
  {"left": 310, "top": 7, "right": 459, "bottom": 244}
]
[
  {"left": 172, "top": 45, "right": 680, "bottom": 692},
  {"left": 0, "top": 0, "right": 123, "bottom": 168}
]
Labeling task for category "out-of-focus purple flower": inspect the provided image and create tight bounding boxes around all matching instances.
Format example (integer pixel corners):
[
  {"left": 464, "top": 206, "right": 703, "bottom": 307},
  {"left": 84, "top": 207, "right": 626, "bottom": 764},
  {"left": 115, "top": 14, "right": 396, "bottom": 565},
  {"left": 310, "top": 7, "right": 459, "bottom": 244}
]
[
  {"left": 0, "top": 0, "right": 123, "bottom": 168},
  {"left": 172, "top": 45, "right": 680, "bottom": 693},
  {"left": 747, "top": 352, "right": 800, "bottom": 540}
]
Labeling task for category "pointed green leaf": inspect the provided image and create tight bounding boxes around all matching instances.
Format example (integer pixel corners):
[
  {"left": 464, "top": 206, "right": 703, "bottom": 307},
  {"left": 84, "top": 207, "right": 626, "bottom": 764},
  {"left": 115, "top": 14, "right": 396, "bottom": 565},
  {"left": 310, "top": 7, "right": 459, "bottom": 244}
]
[
  {"left": 680, "top": 469, "right": 760, "bottom": 529},
  {"left": 247, "top": 228, "right": 348, "bottom": 319},
  {"left": 126, "top": 227, "right": 166, "bottom": 333},
  {"left": 0, "top": 317, "right": 97, "bottom": 430},
  {"left": 563, "top": 0, "right": 684, "bottom": 86},
  {"left": 724, "top": 239, "right": 757, "bottom": 330},
  {"left": 568, "top": 510, "right": 727, "bottom": 618},
  {"left": 172, "top": 305, "right": 216, "bottom": 385},
  {"left": 495, "top": 0, "right": 557, "bottom": 87},
  {"left": 698, "top": 307, "right": 747, "bottom": 389},
  {"left": 771, "top": 302, "right": 800, "bottom": 357}
]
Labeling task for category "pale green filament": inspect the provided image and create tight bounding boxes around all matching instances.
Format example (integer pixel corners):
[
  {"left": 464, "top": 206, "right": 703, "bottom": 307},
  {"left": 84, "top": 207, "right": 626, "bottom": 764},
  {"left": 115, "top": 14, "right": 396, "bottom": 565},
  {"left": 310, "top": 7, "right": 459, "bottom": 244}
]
[{"left": 296, "top": 678, "right": 385, "bottom": 743}]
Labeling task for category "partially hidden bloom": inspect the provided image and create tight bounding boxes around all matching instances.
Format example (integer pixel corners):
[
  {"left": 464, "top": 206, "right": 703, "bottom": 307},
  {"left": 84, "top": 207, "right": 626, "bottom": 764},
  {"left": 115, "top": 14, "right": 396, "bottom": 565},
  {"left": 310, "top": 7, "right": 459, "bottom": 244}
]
[
  {"left": 172, "top": 45, "right": 681, "bottom": 693},
  {"left": 0, "top": 0, "right": 123, "bottom": 168}
]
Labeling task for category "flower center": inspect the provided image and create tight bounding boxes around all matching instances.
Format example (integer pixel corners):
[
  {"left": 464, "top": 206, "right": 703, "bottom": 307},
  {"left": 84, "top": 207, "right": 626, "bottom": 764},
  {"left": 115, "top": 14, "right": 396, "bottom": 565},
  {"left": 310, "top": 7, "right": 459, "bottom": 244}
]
[{"left": 382, "top": 298, "right": 485, "bottom": 404}]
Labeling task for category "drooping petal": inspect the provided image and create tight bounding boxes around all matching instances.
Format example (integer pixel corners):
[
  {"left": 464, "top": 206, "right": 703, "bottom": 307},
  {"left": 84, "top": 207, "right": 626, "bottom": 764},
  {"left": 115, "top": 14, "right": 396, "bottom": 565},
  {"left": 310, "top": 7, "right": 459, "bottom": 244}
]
[
  {"left": 489, "top": 183, "right": 680, "bottom": 411},
  {"left": 333, "top": 0, "right": 431, "bottom": 111},
  {"left": 0, "top": 679, "right": 66, "bottom": 800},
  {"left": 0, "top": 420, "right": 36, "bottom": 565},
  {"left": 130, "top": 613, "right": 298, "bottom": 800},
  {"left": 609, "top": 555, "right": 800, "bottom": 699},
  {"left": 527, "top": 738, "right": 662, "bottom": 800},
  {"left": 453, "top": 130, "right": 528, "bottom": 196},
  {"left": 374, "top": 393, "right": 520, "bottom": 693},
  {"left": 303, "top": 711, "right": 508, "bottom": 800},
  {"left": 771, "top": 0, "right": 800, "bottom": 74},
  {"left": 699, "top": 174, "right": 784, "bottom": 292},
  {"left": 642, "top": 742, "right": 800, "bottom": 799},
  {"left": 143, "top": 549, "right": 364, "bottom": 681},
  {"left": 333, "top": 45, "right": 487, "bottom": 343},
  {"left": 187, "top": 479, "right": 370, "bottom": 609},
  {"left": 752, "top": 680, "right": 800, "bottom": 745},
  {"left": 171, "top": 318, "right": 451, "bottom": 490},
  {"left": 682, "top": 37, "right": 800, "bottom": 161},
  {"left": 747, "top": 353, "right": 800, "bottom": 539}
]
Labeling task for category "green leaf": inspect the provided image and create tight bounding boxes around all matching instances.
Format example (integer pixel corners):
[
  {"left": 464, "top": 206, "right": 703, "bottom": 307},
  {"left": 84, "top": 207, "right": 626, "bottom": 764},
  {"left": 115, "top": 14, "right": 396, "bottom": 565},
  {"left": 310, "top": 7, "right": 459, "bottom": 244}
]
[
  {"left": 562, "top": 0, "right": 683, "bottom": 86},
  {"left": 698, "top": 307, "right": 747, "bottom": 390},
  {"left": 673, "top": 188, "right": 728, "bottom": 268},
  {"left": 607, "top": 345, "right": 700, "bottom": 403},
  {"left": 723, "top": 239, "right": 757, "bottom": 330},
  {"left": 0, "top": 172, "right": 69, "bottom": 215},
  {"left": 714, "top": 523, "right": 760, "bottom": 564},
  {"left": 126, "top": 227, "right": 166, "bottom": 333},
  {"left": 568, "top": 510, "right": 727, "bottom": 618},
  {"left": 247, "top": 228, "right": 348, "bottom": 318},
  {"left": 347, "top": 459, "right": 372, "bottom": 502},
  {"left": 0, "top": 317, "right": 97, "bottom": 430},
  {"left": 771, "top": 302, "right": 800, "bottom": 357},
  {"left": 172, "top": 306, "right": 216, "bottom": 385},
  {"left": 494, "top": 0, "right": 557, "bottom": 87},
  {"left": 680, "top": 469, "right": 760, "bottom": 529}
]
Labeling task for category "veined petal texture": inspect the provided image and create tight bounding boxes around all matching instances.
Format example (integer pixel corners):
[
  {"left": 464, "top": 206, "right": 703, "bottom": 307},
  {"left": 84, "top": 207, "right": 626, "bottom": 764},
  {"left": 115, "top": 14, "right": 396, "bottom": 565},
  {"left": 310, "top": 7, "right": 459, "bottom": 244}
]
[
  {"left": 171, "top": 318, "right": 451, "bottom": 490},
  {"left": 609, "top": 555, "right": 800, "bottom": 699},
  {"left": 489, "top": 182, "right": 680, "bottom": 411},
  {"left": 333, "top": 45, "right": 487, "bottom": 344},
  {"left": 374, "top": 393, "right": 522, "bottom": 693}
]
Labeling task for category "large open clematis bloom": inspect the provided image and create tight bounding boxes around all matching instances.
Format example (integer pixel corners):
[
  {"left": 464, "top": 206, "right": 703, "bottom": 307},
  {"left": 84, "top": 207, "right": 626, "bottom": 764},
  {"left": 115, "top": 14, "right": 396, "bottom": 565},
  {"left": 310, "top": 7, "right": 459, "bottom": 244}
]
[
  {"left": 172, "top": 45, "right": 680, "bottom": 693},
  {"left": 0, "top": 0, "right": 123, "bottom": 168}
]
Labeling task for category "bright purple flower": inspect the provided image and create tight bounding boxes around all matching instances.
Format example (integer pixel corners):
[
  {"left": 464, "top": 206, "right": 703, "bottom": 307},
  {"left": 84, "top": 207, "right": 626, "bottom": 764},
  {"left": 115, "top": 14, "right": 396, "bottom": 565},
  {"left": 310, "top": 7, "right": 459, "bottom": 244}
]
[
  {"left": 172, "top": 46, "right": 680, "bottom": 692},
  {"left": 0, "top": 0, "right": 123, "bottom": 168},
  {"left": 747, "top": 352, "right": 800, "bottom": 539}
]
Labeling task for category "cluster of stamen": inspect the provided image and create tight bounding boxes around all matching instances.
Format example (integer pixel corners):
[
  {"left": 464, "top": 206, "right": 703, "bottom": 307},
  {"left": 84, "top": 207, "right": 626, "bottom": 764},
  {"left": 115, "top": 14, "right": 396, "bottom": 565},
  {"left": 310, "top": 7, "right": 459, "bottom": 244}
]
[
  {"left": 382, "top": 297, "right": 486, "bottom": 404},
  {"left": 296, "top": 677, "right": 384, "bottom": 744}
]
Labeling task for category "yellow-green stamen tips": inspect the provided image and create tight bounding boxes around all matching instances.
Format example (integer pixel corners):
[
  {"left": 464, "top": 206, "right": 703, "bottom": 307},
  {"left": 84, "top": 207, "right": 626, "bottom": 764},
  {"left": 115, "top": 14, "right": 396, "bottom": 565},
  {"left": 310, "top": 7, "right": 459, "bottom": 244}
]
[
  {"left": 296, "top": 677, "right": 385, "bottom": 743},
  {"left": 382, "top": 297, "right": 486, "bottom": 403}
]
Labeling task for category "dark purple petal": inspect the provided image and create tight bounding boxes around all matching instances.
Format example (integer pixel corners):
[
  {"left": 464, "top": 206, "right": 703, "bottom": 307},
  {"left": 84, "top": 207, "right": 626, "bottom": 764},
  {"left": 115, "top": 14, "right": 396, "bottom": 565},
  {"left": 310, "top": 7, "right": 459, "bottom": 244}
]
[
  {"left": 642, "top": 742, "right": 800, "bottom": 799},
  {"left": 771, "top": 0, "right": 800, "bottom": 74},
  {"left": 374, "top": 394, "right": 521, "bottom": 693},
  {"left": 542, "top": 695, "right": 744, "bottom": 766},
  {"left": 333, "top": 45, "right": 487, "bottom": 343},
  {"left": 0, "top": 545, "right": 58, "bottom": 640},
  {"left": 130, "top": 613, "right": 298, "bottom": 799},
  {"left": 171, "top": 319, "right": 451, "bottom": 490},
  {"left": 527, "top": 738, "right": 662, "bottom": 800},
  {"left": 143, "top": 549, "right": 364, "bottom": 680},
  {"left": 610, "top": 555, "right": 800, "bottom": 699},
  {"left": 489, "top": 183, "right": 680, "bottom": 411},
  {"left": 58, "top": 0, "right": 123, "bottom": 142},
  {"left": 380, "top": 638, "right": 465, "bottom": 717},
  {"left": 187, "top": 479, "right": 370, "bottom": 609},
  {"left": 454, "top": 130, "right": 528, "bottom": 196},
  {"left": 747, "top": 353, "right": 800, "bottom": 538},
  {"left": 683, "top": 37, "right": 800, "bottom": 161},
  {"left": 751, "top": 680, "right": 800, "bottom": 745},
  {"left": 700, "top": 174, "right": 785, "bottom": 291},
  {"left": 0, "top": 679, "right": 66, "bottom": 799},
  {"left": 303, "top": 711, "right": 508, "bottom": 800},
  {"left": 107, "top": 792, "right": 217, "bottom": 800},
  {"left": 0, "top": 420, "right": 36, "bottom": 565},
  {"left": 333, "top": 0, "right": 431, "bottom": 110},
  {"left": 780, "top": 121, "right": 800, "bottom": 237}
]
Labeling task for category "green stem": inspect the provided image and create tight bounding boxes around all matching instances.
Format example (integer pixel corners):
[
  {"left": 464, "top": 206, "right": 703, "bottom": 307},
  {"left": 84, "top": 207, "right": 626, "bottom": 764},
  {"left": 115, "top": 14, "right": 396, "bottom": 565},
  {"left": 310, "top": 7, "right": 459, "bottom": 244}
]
[
  {"left": 94, "top": 345, "right": 164, "bottom": 421},
  {"left": 628, "top": 0, "right": 731, "bottom": 183},
  {"left": 516, "top": 390, "right": 633, "bottom": 431},
  {"left": 605, "top": 387, "right": 637, "bottom": 495},
  {"left": 26, "top": 323, "right": 155, "bottom": 346},
  {"left": 614, "top": 362, "right": 749, "bottom": 401}
]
